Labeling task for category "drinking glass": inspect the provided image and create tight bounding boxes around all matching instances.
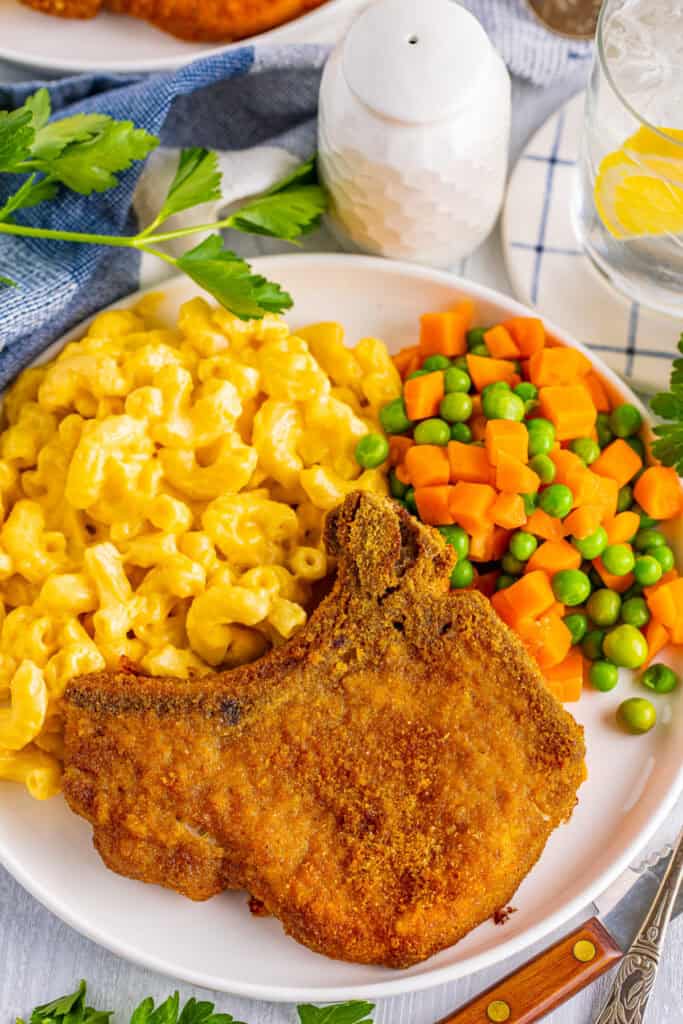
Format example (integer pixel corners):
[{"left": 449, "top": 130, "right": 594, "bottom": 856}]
[{"left": 573, "top": 0, "right": 683, "bottom": 315}]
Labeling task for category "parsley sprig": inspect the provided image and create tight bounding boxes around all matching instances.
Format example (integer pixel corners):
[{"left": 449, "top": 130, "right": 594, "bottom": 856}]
[
  {"left": 650, "top": 333, "right": 683, "bottom": 474},
  {"left": 15, "top": 981, "right": 375, "bottom": 1024},
  {"left": 0, "top": 89, "right": 328, "bottom": 319}
]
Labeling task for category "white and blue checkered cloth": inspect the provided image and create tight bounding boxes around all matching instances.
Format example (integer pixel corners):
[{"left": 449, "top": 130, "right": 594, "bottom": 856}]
[{"left": 0, "top": 2, "right": 592, "bottom": 389}]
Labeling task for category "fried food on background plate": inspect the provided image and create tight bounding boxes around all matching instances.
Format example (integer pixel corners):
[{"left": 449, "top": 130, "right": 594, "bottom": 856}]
[
  {"left": 20, "top": 0, "right": 329, "bottom": 41},
  {"left": 63, "top": 492, "right": 586, "bottom": 968}
]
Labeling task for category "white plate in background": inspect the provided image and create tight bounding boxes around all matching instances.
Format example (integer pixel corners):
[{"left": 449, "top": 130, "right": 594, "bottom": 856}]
[
  {"left": 0, "top": 0, "right": 366, "bottom": 73},
  {"left": 0, "top": 254, "right": 680, "bottom": 1002}
]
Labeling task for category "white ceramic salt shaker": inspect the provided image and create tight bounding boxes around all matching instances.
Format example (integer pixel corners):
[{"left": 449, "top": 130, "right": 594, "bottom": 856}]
[{"left": 318, "top": 0, "right": 511, "bottom": 267}]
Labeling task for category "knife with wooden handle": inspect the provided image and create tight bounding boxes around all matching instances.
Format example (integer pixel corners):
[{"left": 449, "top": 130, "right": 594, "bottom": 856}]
[{"left": 437, "top": 842, "right": 682, "bottom": 1024}]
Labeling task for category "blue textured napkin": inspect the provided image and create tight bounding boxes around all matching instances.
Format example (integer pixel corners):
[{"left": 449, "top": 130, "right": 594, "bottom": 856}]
[{"left": 0, "top": 45, "right": 327, "bottom": 389}]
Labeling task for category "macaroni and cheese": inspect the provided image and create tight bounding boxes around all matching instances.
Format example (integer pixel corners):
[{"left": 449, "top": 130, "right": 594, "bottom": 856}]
[{"left": 0, "top": 297, "right": 400, "bottom": 798}]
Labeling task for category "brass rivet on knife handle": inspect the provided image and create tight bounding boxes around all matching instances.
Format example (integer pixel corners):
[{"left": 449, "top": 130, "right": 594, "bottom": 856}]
[{"left": 436, "top": 917, "right": 622, "bottom": 1024}]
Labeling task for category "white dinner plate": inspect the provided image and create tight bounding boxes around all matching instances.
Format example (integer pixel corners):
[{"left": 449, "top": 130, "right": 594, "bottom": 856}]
[
  {"left": 0, "top": 254, "right": 681, "bottom": 1002},
  {"left": 0, "top": 0, "right": 366, "bottom": 73}
]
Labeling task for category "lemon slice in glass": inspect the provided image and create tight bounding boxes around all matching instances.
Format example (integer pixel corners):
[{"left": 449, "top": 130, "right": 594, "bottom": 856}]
[{"left": 594, "top": 125, "right": 683, "bottom": 239}]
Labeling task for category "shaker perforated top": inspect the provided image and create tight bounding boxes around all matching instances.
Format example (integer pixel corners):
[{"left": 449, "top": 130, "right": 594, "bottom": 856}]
[{"left": 342, "top": 0, "right": 493, "bottom": 124}]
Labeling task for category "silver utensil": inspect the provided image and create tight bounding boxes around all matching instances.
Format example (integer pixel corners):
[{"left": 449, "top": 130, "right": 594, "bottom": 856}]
[{"left": 594, "top": 828, "right": 683, "bottom": 1024}]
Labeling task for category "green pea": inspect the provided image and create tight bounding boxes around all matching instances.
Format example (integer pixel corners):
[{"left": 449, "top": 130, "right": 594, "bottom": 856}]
[
  {"left": 564, "top": 612, "right": 588, "bottom": 645},
  {"left": 414, "top": 418, "right": 451, "bottom": 446},
  {"left": 634, "top": 528, "right": 666, "bottom": 551},
  {"left": 501, "top": 553, "right": 524, "bottom": 575},
  {"left": 422, "top": 354, "right": 450, "bottom": 371},
  {"left": 529, "top": 454, "right": 556, "bottom": 484},
  {"left": 610, "top": 403, "right": 642, "bottom": 438},
  {"left": 438, "top": 525, "right": 469, "bottom": 560},
  {"left": 450, "top": 558, "right": 474, "bottom": 589},
  {"left": 570, "top": 437, "right": 600, "bottom": 465},
  {"left": 618, "top": 697, "right": 656, "bottom": 734},
  {"left": 633, "top": 506, "right": 658, "bottom": 528},
  {"left": 526, "top": 418, "right": 556, "bottom": 456},
  {"left": 380, "top": 397, "right": 412, "bottom": 435},
  {"left": 587, "top": 588, "right": 622, "bottom": 627},
  {"left": 496, "top": 574, "right": 516, "bottom": 591},
  {"left": 553, "top": 569, "right": 591, "bottom": 606},
  {"left": 466, "top": 327, "right": 487, "bottom": 350},
  {"left": 452, "top": 356, "right": 469, "bottom": 372},
  {"left": 440, "top": 392, "right": 473, "bottom": 423},
  {"left": 633, "top": 555, "right": 663, "bottom": 586},
  {"left": 617, "top": 485, "right": 633, "bottom": 513},
  {"left": 444, "top": 366, "right": 471, "bottom": 393},
  {"left": 522, "top": 493, "right": 538, "bottom": 517},
  {"left": 482, "top": 389, "right": 525, "bottom": 422},
  {"left": 389, "top": 470, "right": 408, "bottom": 500},
  {"left": 404, "top": 487, "right": 417, "bottom": 514},
  {"left": 641, "top": 663, "right": 679, "bottom": 694},
  {"left": 596, "top": 412, "right": 614, "bottom": 448},
  {"left": 406, "top": 368, "right": 430, "bottom": 380},
  {"left": 573, "top": 526, "right": 608, "bottom": 560},
  {"left": 651, "top": 545, "right": 675, "bottom": 573},
  {"left": 539, "top": 484, "right": 573, "bottom": 519},
  {"left": 603, "top": 624, "right": 648, "bottom": 669},
  {"left": 482, "top": 381, "right": 511, "bottom": 395},
  {"left": 621, "top": 596, "right": 650, "bottom": 628},
  {"left": 590, "top": 660, "right": 619, "bottom": 692},
  {"left": 602, "top": 543, "right": 635, "bottom": 576},
  {"left": 627, "top": 437, "right": 646, "bottom": 462},
  {"left": 514, "top": 382, "right": 538, "bottom": 402},
  {"left": 582, "top": 629, "right": 605, "bottom": 660},
  {"left": 469, "top": 343, "right": 489, "bottom": 357},
  {"left": 509, "top": 531, "right": 538, "bottom": 562},
  {"left": 355, "top": 433, "right": 390, "bottom": 469},
  {"left": 450, "top": 422, "right": 472, "bottom": 443}
]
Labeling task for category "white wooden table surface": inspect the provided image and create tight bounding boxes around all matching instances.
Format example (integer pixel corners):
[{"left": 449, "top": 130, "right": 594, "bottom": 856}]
[{"left": 1, "top": 51, "right": 682, "bottom": 1024}]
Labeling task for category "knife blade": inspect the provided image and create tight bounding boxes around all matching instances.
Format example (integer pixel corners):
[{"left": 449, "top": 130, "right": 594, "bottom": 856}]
[{"left": 437, "top": 845, "right": 682, "bottom": 1024}]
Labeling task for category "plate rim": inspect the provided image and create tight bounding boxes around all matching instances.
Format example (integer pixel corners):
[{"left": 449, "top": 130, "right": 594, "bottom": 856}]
[
  {"left": 0, "top": 0, "right": 358, "bottom": 73},
  {"left": 0, "top": 252, "right": 681, "bottom": 1002}
]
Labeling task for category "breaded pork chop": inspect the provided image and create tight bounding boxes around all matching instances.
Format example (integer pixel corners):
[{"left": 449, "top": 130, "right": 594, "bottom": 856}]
[
  {"left": 20, "top": 0, "right": 328, "bottom": 42},
  {"left": 63, "top": 492, "right": 585, "bottom": 968}
]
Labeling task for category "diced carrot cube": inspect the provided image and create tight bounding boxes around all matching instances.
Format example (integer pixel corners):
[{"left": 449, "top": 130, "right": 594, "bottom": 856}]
[
  {"left": 414, "top": 485, "right": 456, "bottom": 525},
  {"left": 582, "top": 372, "right": 611, "bottom": 412},
  {"left": 448, "top": 481, "right": 497, "bottom": 533},
  {"left": 495, "top": 451, "right": 541, "bottom": 494},
  {"left": 550, "top": 448, "right": 585, "bottom": 485},
  {"left": 526, "top": 539, "right": 582, "bottom": 576},
  {"left": 393, "top": 344, "right": 421, "bottom": 377},
  {"left": 634, "top": 466, "right": 682, "bottom": 521},
  {"left": 500, "top": 570, "right": 556, "bottom": 623},
  {"left": 466, "top": 353, "right": 517, "bottom": 391},
  {"left": 503, "top": 317, "right": 545, "bottom": 357},
  {"left": 604, "top": 511, "right": 640, "bottom": 544},
  {"left": 419, "top": 310, "right": 469, "bottom": 357},
  {"left": 644, "top": 619, "right": 670, "bottom": 666},
  {"left": 526, "top": 508, "right": 568, "bottom": 541},
  {"left": 395, "top": 462, "right": 412, "bottom": 485},
  {"left": 517, "top": 611, "right": 572, "bottom": 669},
  {"left": 543, "top": 648, "right": 584, "bottom": 702},
  {"left": 403, "top": 370, "right": 444, "bottom": 420},
  {"left": 592, "top": 474, "right": 619, "bottom": 522},
  {"left": 485, "top": 419, "right": 528, "bottom": 466},
  {"left": 592, "top": 439, "right": 643, "bottom": 488},
  {"left": 484, "top": 325, "right": 520, "bottom": 359},
  {"left": 447, "top": 441, "right": 492, "bottom": 484},
  {"left": 538, "top": 385, "right": 597, "bottom": 441},
  {"left": 473, "top": 570, "right": 499, "bottom": 597},
  {"left": 564, "top": 506, "right": 601, "bottom": 539},
  {"left": 528, "top": 347, "right": 592, "bottom": 387},
  {"left": 646, "top": 577, "right": 683, "bottom": 629},
  {"left": 470, "top": 414, "right": 487, "bottom": 441},
  {"left": 491, "top": 492, "right": 527, "bottom": 529},
  {"left": 404, "top": 444, "right": 450, "bottom": 488},
  {"left": 388, "top": 435, "right": 413, "bottom": 467},
  {"left": 594, "top": 557, "right": 634, "bottom": 593}
]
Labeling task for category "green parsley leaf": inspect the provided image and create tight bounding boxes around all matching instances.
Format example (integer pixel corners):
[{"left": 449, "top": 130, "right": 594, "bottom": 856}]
[
  {"left": 30, "top": 980, "right": 87, "bottom": 1021},
  {"left": 0, "top": 106, "right": 35, "bottom": 172},
  {"left": 176, "top": 235, "right": 293, "bottom": 319},
  {"left": 35, "top": 120, "right": 158, "bottom": 194},
  {"left": 227, "top": 158, "right": 326, "bottom": 241},
  {"left": 154, "top": 147, "right": 222, "bottom": 222},
  {"left": 24, "top": 88, "right": 51, "bottom": 131},
  {"left": 650, "top": 334, "right": 683, "bottom": 474},
  {"left": 297, "top": 1002, "right": 375, "bottom": 1024},
  {"left": 0, "top": 272, "right": 17, "bottom": 286},
  {"left": 0, "top": 174, "right": 58, "bottom": 223},
  {"left": 30, "top": 113, "right": 114, "bottom": 163},
  {"left": 177, "top": 997, "right": 245, "bottom": 1024}
]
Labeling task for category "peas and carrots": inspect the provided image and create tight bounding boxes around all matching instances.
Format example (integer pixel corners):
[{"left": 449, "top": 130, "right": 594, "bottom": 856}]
[{"left": 358, "top": 305, "right": 682, "bottom": 726}]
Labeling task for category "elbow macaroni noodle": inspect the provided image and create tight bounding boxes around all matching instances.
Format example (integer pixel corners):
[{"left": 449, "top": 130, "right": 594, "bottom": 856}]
[{"left": 0, "top": 296, "right": 400, "bottom": 798}]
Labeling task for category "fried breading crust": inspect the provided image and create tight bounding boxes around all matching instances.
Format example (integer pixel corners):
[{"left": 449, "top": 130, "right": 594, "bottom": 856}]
[
  {"left": 63, "top": 493, "right": 585, "bottom": 968},
  {"left": 19, "top": 0, "right": 328, "bottom": 41}
]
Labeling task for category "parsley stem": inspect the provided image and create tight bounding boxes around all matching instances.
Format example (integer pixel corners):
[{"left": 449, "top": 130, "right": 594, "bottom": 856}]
[
  {"left": 141, "top": 219, "right": 236, "bottom": 243},
  {"left": 0, "top": 221, "right": 137, "bottom": 247}
]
